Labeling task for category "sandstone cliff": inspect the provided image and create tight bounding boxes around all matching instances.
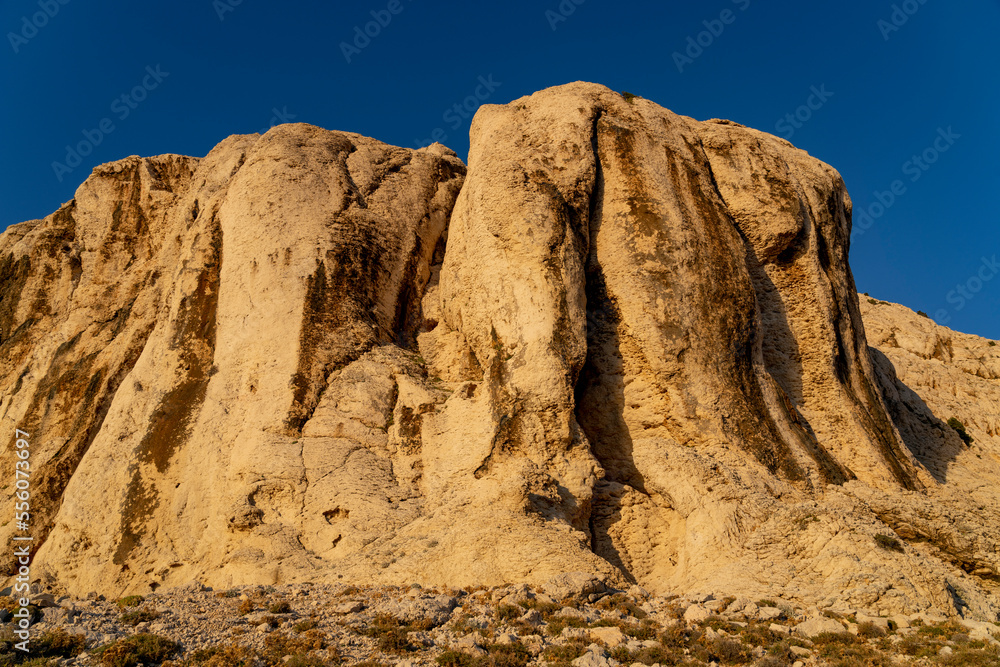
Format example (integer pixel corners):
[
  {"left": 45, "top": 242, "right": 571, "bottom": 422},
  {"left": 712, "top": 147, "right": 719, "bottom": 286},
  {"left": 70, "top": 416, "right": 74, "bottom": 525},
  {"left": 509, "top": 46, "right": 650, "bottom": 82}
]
[{"left": 1, "top": 83, "right": 997, "bottom": 621}]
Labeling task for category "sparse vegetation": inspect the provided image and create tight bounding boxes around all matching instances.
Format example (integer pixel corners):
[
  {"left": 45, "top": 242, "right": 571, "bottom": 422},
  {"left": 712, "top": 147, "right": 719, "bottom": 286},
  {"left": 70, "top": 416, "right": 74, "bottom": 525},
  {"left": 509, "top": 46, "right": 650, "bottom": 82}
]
[
  {"left": 293, "top": 618, "right": 318, "bottom": 633},
  {"left": 874, "top": 533, "right": 904, "bottom": 552},
  {"left": 261, "top": 630, "right": 330, "bottom": 666},
  {"left": 856, "top": 621, "right": 885, "bottom": 639},
  {"left": 621, "top": 91, "right": 639, "bottom": 103},
  {"left": 98, "top": 633, "right": 179, "bottom": 667},
  {"left": 917, "top": 310, "right": 930, "bottom": 318},
  {"left": 182, "top": 644, "right": 258, "bottom": 667},
  {"left": 6, "top": 584, "right": 998, "bottom": 667},
  {"left": 594, "top": 592, "right": 648, "bottom": 619},
  {"left": 119, "top": 608, "right": 160, "bottom": 626},
  {"left": 115, "top": 595, "right": 145, "bottom": 609},
  {"left": 358, "top": 614, "right": 436, "bottom": 653},
  {"left": 541, "top": 639, "right": 588, "bottom": 667},
  {"left": 948, "top": 417, "right": 974, "bottom": 446},
  {"left": 436, "top": 650, "right": 478, "bottom": 667},
  {"left": 544, "top": 614, "right": 588, "bottom": 637},
  {"left": 494, "top": 604, "right": 521, "bottom": 622},
  {"left": 267, "top": 599, "right": 292, "bottom": 614},
  {"left": 0, "top": 628, "right": 87, "bottom": 667}
]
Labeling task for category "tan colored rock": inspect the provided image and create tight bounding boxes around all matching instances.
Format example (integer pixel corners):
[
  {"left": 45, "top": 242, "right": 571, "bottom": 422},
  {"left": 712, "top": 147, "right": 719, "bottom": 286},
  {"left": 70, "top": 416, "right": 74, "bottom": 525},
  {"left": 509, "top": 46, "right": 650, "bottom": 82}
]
[
  {"left": 683, "top": 605, "right": 711, "bottom": 624},
  {"left": 0, "top": 124, "right": 464, "bottom": 594},
  {"left": 587, "top": 625, "right": 626, "bottom": 647},
  {"left": 1, "top": 84, "right": 998, "bottom": 623},
  {"left": 795, "top": 616, "right": 847, "bottom": 637}
]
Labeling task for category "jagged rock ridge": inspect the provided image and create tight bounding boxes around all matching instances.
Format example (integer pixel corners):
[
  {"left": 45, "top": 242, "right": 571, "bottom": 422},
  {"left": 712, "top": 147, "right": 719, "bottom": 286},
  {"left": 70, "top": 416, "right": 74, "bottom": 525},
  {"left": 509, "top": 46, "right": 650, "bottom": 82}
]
[{"left": 0, "top": 83, "right": 997, "bottom": 621}]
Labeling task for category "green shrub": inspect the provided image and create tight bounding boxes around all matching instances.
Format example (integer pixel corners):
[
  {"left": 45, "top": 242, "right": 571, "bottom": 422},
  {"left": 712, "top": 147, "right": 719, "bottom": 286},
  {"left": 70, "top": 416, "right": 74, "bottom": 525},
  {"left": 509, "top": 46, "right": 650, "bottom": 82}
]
[
  {"left": 817, "top": 641, "right": 890, "bottom": 666},
  {"left": 495, "top": 605, "right": 521, "bottom": 622},
  {"left": 293, "top": 619, "right": 318, "bottom": 633},
  {"left": 115, "top": 596, "right": 145, "bottom": 609},
  {"left": 594, "top": 593, "right": 647, "bottom": 619},
  {"left": 704, "top": 637, "right": 751, "bottom": 664},
  {"left": 856, "top": 621, "right": 885, "bottom": 638},
  {"left": 119, "top": 609, "right": 160, "bottom": 626},
  {"left": 541, "top": 640, "right": 588, "bottom": 667},
  {"left": 483, "top": 642, "right": 531, "bottom": 667},
  {"left": 267, "top": 600, "right": 292, "bottom": 614},
  {"left": 917, "top": 310, "right": 930, "bottom": 318},
  {"left": 939, "top": 643, "right": 1000, "bottom": 666},
  {"left": 739, "top": 623, "right": 783, "bottom": 647},
  {"left": 621, "top": 92, "right": 638, "bottom": 103},
  {"left": 99, "top": 634, "right": 179, "bottom": 667},
  {"left": 545, "top": 615, "right": 587, "bottom": 636},
  {"left": 436, "top": 651, "right": 479, "bottom": 667},
  {"left": 659, "top": 622, "right": 702, "bottom": 649},
  {"left": 989, "top": 341, "right": 996, "bottom": 347},
  {"left": 811, "top": 632, "right": 859, "bottom": 646},
  {"left": 897, "top": 635, "right": 936, "bottom": 656},
  {"left": 0, "top": 628, "right": 89, "bottom": 665},
  {"left": 948, "top": 418, "right": 974, "bottom": 446},
  {"left": 610, "top": 645, "right": 679, "bottom": 666},
  {"left": 755, "top": 657, "right": 791, "bottom": 667},
  {"left": 517, "top": 599, "right": 560, "bottom": 615},
  {"left": 359, "top": 615, "right": 424, "bottom": 653},
  {"left": 185, "top": 644, "right": 259, "bottom": 667},
  {"left": 874, "top": 533, "right": 904, "bottom": 553},
  {"left": 261, "top": 630, "right": 328, "bottom": 666},
  {"left": 283, "top": 656, "right": 328, "bottom": 667}
]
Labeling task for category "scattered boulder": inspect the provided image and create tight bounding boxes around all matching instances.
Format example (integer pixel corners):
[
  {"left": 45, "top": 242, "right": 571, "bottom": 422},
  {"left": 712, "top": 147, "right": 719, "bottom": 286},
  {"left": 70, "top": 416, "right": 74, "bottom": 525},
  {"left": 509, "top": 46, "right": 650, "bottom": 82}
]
[
  {"left": 684, "top": 605, "right": 712, "bottom": 624},
  {"left": 588, "top": 625, "right": 626, "bottom": 646},
  {"left": 795, "top": 616, "right": 848, "bottom": 638},
  {"left": 545, "top": 573, "right": 606, "bottom": 601}
]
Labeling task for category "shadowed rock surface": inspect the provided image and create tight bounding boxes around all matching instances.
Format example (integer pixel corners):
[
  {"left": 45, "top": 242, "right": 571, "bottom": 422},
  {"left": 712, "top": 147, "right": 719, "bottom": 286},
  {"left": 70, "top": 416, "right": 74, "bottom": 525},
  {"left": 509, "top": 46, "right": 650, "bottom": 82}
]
[{"left": 0, "top": 83, "right": 997, "bottom": 622}]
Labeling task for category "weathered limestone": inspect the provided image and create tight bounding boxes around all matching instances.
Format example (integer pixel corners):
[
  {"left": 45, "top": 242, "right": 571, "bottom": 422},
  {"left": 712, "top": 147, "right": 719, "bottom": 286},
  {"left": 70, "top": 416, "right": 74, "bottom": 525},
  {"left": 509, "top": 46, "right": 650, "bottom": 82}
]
[{"left": 1, "top": 85, "right": 997, "bottom": 621}]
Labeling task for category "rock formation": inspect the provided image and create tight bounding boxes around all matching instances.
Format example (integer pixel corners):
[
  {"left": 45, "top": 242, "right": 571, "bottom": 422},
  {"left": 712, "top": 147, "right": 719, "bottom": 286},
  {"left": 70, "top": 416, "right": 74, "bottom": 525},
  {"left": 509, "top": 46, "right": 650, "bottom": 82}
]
[{"left": 1, "top": 83, "right": 997, "bottom": 621}]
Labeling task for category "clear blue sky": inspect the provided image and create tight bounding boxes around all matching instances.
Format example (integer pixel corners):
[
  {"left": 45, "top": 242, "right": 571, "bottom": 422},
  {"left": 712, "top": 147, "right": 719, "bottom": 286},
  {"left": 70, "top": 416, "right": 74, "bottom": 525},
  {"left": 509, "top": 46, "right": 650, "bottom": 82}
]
[{"left": 2, "top": 0, "right": 998, "bottom": 338}]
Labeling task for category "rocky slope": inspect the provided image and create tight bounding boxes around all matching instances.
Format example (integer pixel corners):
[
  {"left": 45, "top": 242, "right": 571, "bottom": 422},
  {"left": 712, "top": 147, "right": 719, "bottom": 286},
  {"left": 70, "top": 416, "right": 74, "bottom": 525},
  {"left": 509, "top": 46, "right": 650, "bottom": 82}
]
[
  {"left": 5, "top": 580, "right": 999, "bottom": 667},
  {"left": 0, "top": 83, "right": 997, "bottom": 621}
]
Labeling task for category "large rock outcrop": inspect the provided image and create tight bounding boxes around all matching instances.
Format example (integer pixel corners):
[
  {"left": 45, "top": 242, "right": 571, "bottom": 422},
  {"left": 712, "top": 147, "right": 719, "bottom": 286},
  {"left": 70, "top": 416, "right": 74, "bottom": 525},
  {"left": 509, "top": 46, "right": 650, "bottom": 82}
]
[
  {"left": 1, "top": 83, "right": 997, "bottom": 620},
  {"left": 0, "top": 125, "right": 465, "bottom": 593}
]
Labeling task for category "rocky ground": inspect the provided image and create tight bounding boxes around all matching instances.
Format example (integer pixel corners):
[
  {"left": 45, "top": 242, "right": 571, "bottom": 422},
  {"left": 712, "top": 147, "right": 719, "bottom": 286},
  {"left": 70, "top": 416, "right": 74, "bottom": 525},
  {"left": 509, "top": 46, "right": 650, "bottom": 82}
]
[{"left": 1, "top": 577, "right": 998, "bottom": 667}]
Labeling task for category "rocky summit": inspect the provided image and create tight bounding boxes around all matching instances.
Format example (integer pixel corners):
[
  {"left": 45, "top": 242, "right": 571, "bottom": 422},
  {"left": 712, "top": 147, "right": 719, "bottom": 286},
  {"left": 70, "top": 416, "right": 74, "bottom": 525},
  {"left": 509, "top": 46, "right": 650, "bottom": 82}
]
[{"left": 1, "top": 82, "right": 998, "bottom": 632}]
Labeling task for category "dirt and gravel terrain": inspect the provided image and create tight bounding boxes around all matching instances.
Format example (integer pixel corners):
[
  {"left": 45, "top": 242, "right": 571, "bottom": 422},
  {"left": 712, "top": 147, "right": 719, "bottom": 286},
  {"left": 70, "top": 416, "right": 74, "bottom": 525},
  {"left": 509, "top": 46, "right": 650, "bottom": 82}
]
[{"left": 3, "top": 578, "right": 999, "bottom": 667}]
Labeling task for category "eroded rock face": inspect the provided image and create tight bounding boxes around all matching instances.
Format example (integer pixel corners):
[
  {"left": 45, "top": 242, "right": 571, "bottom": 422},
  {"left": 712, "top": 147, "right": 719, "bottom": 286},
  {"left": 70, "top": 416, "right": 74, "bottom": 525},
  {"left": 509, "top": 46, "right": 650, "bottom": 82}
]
[
  {"left": 1, "top": 85, "right": 998, "bottom": 620},
  {"left": 0, "top": 125, "right": 464, "bottom": 594}
]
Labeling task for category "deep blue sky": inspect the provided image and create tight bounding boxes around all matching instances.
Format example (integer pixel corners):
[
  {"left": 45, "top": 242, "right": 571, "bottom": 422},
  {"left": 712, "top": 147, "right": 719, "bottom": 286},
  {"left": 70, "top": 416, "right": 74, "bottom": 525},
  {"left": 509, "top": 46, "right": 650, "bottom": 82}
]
[{"left": 2, "top": 0, "right": 998, "bottom": 338}]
